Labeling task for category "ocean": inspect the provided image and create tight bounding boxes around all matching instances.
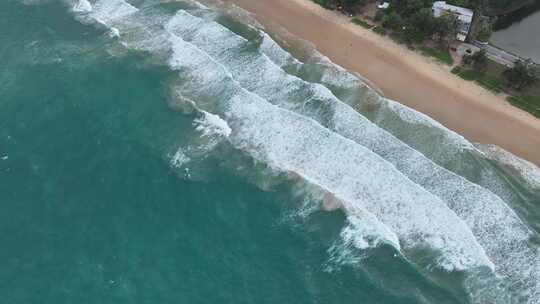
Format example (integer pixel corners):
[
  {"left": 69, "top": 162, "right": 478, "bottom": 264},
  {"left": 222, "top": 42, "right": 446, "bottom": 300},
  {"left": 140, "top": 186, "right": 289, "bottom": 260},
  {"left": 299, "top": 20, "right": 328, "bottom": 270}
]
[{"left": 1, "top": 0, "right": 539, "bottom": 303}]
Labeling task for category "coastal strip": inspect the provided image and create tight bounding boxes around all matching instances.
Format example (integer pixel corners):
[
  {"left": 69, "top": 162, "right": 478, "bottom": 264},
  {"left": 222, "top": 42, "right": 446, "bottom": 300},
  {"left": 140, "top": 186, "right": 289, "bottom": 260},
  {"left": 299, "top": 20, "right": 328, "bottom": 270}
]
[{"left": 224, "top": 0, "right": 540, "bottom": 166}]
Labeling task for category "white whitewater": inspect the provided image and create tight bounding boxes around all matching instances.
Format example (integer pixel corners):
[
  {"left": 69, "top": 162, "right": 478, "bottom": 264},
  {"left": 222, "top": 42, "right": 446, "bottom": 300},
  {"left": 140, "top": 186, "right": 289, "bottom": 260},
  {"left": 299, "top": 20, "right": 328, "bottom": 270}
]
[
  {"left": 72, "top": 0, "right": 92, "bottom": 13},
  {"left": 477, "top": 144, "right": 540, "bottom": 190},
  {"left": 173, "top": 9, "right": 497, "bottom": 272}
]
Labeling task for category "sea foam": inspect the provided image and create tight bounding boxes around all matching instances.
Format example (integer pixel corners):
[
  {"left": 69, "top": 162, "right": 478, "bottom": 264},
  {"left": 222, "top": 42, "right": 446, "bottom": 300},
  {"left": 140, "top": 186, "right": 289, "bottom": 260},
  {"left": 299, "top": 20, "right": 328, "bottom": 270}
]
[
  {"left": 477, "top": 144, "right": 540, "bottom": 190},
  {"left": 162, "top": 14, "right": 495, "bottom": 272},
  {"left": 72, "top": 0, "right": 92, "bottom": 13}
]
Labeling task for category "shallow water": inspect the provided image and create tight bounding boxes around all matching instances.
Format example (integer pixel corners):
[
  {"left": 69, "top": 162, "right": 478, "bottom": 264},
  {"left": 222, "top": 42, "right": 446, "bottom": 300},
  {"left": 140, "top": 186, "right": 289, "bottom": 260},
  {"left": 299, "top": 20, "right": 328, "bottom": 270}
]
[{"left": 1, "top": 1, "right": 539, "bottom": 303}]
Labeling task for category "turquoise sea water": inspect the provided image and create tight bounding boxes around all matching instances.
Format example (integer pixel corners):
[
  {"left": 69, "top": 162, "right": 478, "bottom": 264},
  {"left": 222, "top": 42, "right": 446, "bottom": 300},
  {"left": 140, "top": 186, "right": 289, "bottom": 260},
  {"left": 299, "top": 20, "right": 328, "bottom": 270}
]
[{"left": 1, "top": 1, "right": 539, "bottom": 303}]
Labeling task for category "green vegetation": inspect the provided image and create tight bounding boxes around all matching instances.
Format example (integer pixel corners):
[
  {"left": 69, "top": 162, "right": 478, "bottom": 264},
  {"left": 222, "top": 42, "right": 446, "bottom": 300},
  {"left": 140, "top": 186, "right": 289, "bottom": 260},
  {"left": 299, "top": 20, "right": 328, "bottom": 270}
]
[
  {"left": 503, "top": 60, "right": 539, "bottom": 91},
  {"left": 475, "top": 74, "right": 504, "bottom": 93},
  {"left": 507, "top": 96, "right": 540, "bottom": 118},
  {"left": 374, "top": 10, "right": 385, "bottom": 22},
  {"left": 312, "top": 0, "right": 466, "bottom": 43},
  {"left": 382, "top": 11, "right": 403, "bottom": 30},
  {"left": 313, "top": 0, "right": 466, "bottom": 46},
  {"left": 311, "top": 0, "right": 532, "bottom": 14},
  {"left": 476, "top": 26, "right": 492, "bottom": 42},
  {"left": 371, "top": 1, "right": 459, "bottom": 67},
  {"left": 453, "top": 54, "right": 540, "bottom": 116},
  {"left": 385, "top": 1, "right": 458, "bottom": 42},
  {"left": 420, "top": 47, "right": 454, "bottom": 65},
  {"left": 343, "top": 0, "right": 368, "bottom": 11},
  {"left": 462, "top": 49, "right": 488, "bottom": 71},
  {"left": 351, "top": 17, "right": 374, "bottom": 29},
  {"left": 452, "top": 66, "right": 504, "bottom": 93},
  {"left": 313, "top": 0, "right": 534, "bottom": 20},
  {"left": 372, "top": 26, "right": 387, "bottom": 36}
]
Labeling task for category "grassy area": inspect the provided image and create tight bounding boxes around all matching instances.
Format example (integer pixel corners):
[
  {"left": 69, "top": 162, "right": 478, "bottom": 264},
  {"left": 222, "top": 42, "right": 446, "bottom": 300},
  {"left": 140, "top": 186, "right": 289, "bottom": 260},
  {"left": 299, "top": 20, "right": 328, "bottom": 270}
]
[
  {"left": 485, "top": 59, "right": 507, "bottom": 77},
  {"left": 351, "top": 18, "right": 374, "bottom": 29},
  {"left": 452, "top": 63, "right": 540, "bottom": 117},
  {"left": 419, "top": 47, "right": 454, "bottom": 66},
  {"left": 507, "top": 96, "right": 540, "bottom": 118},
  {"left": 476, "top": 74, "right": 504, "bottom": 93},
  {"left": 372, "top": 26, "right": 387, "bottom": 36},
  {"left": 451, "top": 66, "right": 504, "bottom": 93}
]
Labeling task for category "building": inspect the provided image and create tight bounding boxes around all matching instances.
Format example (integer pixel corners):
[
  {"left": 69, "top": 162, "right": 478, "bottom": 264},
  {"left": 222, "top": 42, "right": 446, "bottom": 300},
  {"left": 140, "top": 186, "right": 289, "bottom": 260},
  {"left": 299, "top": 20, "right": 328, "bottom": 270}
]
[
  {"left": 432, "top": 1, "right": 474, "bottom": 41},
  {"left": 378, "top": 2, "right": 390, "bottom": 9}
]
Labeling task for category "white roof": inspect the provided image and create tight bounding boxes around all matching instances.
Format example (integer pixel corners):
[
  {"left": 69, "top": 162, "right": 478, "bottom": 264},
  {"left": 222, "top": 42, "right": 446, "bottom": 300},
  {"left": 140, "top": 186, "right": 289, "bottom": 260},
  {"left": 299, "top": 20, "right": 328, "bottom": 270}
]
[
  {"left": 432, "top": 1, "right": 473, "bottom": 23},
  {"left": 378, "top": 2, "right": 389, "bottom": 9}
]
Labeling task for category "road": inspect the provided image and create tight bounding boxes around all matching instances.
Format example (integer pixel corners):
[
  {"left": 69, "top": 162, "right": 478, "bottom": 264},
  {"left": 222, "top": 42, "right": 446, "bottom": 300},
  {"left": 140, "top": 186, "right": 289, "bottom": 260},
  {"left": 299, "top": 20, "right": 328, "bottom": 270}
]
[{"left": 472, "top": 41, "right": 520, "bottom": 67}]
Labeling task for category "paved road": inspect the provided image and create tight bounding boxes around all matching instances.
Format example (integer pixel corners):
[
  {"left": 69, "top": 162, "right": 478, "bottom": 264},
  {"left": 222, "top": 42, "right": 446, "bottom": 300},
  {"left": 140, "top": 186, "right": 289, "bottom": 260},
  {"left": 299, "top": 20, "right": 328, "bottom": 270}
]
[
  {"left": 472, "top": 41, "right": 519, "bottom": 67},
  {"left": 457, "top": 41, "right": 540, "bottom": 71},
  {"left": 456, "top": 42, "right": 517, "bottom": 67}
]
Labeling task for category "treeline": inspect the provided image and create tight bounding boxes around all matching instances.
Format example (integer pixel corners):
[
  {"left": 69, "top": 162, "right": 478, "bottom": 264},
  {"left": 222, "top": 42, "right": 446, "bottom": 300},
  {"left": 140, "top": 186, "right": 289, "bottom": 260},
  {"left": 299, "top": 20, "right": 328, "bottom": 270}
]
[
  {"left": 311, "top": 0, "right": 477, "bottom": 11},
  {"left": 377, "top": 0, "right": 460, "bottom": 45},
  {"left": 312, "top": 0, "right": 535, "bottom": 15},
  {"left": 311, "top": 0, "right": 463, "bottom": 45}
]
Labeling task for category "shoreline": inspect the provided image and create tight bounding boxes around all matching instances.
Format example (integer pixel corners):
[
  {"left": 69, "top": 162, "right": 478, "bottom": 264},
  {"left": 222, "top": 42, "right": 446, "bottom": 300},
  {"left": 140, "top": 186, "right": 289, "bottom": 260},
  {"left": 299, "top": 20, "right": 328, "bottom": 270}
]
[{"left": 223, "top": 0, "right": 540, "bottom": 166}]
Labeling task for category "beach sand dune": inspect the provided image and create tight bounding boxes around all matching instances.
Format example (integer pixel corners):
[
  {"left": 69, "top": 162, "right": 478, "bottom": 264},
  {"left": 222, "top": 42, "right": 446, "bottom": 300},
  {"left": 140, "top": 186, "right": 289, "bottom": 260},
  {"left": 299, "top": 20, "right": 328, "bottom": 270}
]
[{"left": 224, "top": 0, "right": 540, "bottom": 166}]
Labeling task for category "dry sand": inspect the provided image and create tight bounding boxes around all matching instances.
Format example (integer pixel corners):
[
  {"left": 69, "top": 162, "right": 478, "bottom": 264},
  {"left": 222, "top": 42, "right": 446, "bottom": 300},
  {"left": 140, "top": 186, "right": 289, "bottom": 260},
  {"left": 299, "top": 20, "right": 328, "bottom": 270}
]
[{"left": 224, "top": 0, "right": 540, "bottom": 166}]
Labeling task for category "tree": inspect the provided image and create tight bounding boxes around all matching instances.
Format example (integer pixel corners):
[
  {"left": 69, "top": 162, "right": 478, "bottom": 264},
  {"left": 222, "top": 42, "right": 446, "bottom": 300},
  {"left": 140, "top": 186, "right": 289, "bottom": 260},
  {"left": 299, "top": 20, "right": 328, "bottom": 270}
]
[
  {"left": 374, "top": 10, "right": 385, "bottom": 22},
  {"left": 504, "top": 59, "right": 539, "bottom": 91},
  {"left": 410, "top": 8, "right": 438, "bottom": 37},
  {"left": 339, "top": 0, "right": 367, "bottom": 12},
  {"left": 463, "top": 49, "right": 488, "bottom": 71},
  {"left": 382, "top": 12, "right": 403, "bottom": 30},
  {"left": 390, "top": 0, "right": 432, "bottom": 19},
  {"left": 434, "top": 13, "right": 458, "bottom": 48},
  {"left": 476, "top": 26, "right": 492, "bottom": 42}
]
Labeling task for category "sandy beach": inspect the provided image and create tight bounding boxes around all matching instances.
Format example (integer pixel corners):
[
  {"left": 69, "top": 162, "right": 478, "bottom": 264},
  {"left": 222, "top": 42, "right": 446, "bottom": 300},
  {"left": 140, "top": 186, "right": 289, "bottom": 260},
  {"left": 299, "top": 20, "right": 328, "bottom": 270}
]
[{"left": 224, "top": 0, "right": 540, "bottom": 166}]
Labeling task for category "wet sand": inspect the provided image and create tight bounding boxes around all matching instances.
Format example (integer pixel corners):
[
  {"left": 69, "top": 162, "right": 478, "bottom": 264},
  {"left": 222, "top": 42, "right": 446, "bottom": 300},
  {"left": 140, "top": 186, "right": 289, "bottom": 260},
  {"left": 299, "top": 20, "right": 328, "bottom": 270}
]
[{"left": 224, "top": 0, "right": 540, "bottom": 166}]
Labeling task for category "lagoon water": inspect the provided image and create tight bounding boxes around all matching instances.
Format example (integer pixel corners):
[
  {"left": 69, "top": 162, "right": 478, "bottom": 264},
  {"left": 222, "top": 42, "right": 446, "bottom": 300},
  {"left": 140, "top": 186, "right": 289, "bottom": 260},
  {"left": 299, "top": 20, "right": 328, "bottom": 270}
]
[
  {"left": 491, "top": 11, "right": 540, "bottom": 63},
  {"left": 1, "top": 0, "right": 540, "bottom": 303}
]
